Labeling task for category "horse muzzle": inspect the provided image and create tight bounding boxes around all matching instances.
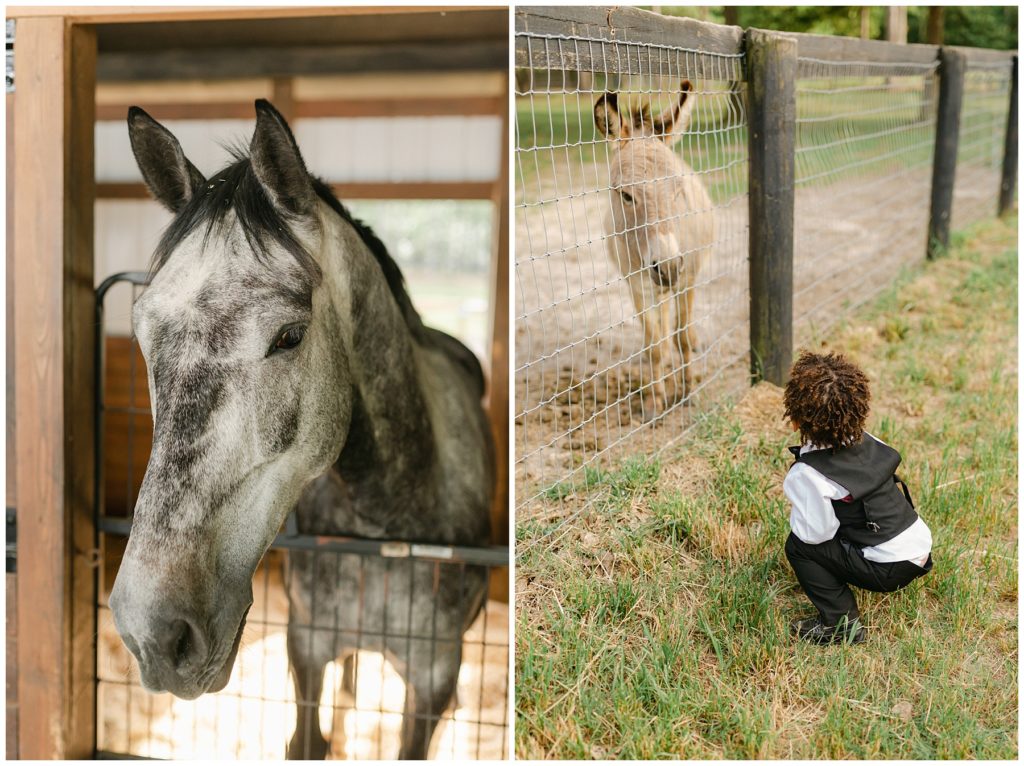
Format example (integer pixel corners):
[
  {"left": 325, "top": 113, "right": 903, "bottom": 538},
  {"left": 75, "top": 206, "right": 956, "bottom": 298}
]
[{"left": 109, "top": 571, "right": 252, "bottom": 700}]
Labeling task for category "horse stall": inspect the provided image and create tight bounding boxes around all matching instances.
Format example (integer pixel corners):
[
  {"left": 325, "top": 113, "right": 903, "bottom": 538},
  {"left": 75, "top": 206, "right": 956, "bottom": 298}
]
[{"left": 7, "top": 6, "right": 509, "bottom": 760}]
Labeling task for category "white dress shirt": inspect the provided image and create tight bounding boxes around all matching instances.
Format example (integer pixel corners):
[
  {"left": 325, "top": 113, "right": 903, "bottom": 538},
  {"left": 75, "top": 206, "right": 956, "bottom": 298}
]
[{"left": 783, "top": 435, "right": 932, "bottom": 566}]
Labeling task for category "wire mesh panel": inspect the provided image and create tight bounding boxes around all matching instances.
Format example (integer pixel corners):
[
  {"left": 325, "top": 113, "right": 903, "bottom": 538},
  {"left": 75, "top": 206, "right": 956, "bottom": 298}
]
[
  {"left": 952, "top": 60, "right": 1013, "bottom": 230},
  {"left": 793, "top": 57, "right": 939, "bottom": 339},
  {"left": 94, "top": 275, "right": 509, "bottom": 760},
  {"left": 515, "top": 25, "right": 750, "bottom": 513}
]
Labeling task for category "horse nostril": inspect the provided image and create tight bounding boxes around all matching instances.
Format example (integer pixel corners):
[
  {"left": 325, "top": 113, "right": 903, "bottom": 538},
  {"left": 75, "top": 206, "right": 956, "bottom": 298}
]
[
  {"left": 173, "top": 618, "right": 191, "bottom": 667},
  {"left": 169, "top": 619, "right": 193, "bottom": 668}
]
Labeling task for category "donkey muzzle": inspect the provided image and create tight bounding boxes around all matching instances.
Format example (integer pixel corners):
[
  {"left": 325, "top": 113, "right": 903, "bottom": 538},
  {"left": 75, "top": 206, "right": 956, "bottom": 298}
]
[{"left": 648, "top": 231, "right": 682, "bottom": 287}]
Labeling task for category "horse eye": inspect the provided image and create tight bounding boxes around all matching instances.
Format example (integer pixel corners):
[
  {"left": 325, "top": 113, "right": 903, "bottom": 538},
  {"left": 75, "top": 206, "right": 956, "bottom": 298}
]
[
  {"left": 271, "top": 326, "right": 305, "bottom": 354},
  {"left": 621, "top": 190, "right": 634, "bottom": 204}
]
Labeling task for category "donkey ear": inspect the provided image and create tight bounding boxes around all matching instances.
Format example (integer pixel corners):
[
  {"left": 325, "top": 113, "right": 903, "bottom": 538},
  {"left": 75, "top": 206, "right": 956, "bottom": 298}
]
[
  {"left": 250, "top": 99, "right": 315, "bottom": 217},
  {"left": 127, "top": 107, "right": 206, "bottom": 213},
  {"left": 651, "top": 80, "right": 696, "bottom": 143},
  {"left": 594, "top": 92, "right": 631, "bottom": 140}
]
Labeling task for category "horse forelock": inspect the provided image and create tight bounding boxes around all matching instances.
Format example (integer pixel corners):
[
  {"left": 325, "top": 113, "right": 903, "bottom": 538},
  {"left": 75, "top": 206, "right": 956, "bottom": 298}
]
[{"left": 149, "top": 149, "right": 427, "bottom": 344}]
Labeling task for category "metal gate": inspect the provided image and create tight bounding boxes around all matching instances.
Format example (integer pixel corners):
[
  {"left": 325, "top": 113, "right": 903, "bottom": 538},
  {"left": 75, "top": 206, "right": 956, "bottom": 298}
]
[{"left": 94, "top": 273, "right": 509, "bottom": 759}]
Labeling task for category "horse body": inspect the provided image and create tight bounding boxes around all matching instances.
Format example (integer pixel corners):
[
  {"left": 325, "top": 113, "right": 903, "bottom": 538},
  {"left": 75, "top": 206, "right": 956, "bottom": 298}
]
[
  {"left": 594, "top": 81, "right": 715, "bottom": 416},
  {"left": 285, "top": 198, "right": 494, "bottom": 758},
  {"left": 108, "top": 100, "right": 493, "bottom": 760}
]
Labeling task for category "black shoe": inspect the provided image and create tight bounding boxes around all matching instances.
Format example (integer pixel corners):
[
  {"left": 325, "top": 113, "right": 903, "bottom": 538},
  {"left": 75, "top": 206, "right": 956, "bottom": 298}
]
[{"left": 790, "top": 615, "right": 866, "bottom": 645}]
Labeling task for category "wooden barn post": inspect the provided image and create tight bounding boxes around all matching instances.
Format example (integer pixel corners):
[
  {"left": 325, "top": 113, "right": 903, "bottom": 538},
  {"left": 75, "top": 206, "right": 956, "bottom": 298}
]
[
  {"left": 746, "top": 29, "right": 797, "bottom": 385},
  {"left": 998, "top": 55, "right": 1018, "bottom": 218},
  {"left": 927, "top": 47, "right": 966, "bottom": 259},
  {"left": 12, "top": 16, "right": 97, "bottom": 758},
  {"left": 488, "top": 76, "right": 510, "bottom": 601}
]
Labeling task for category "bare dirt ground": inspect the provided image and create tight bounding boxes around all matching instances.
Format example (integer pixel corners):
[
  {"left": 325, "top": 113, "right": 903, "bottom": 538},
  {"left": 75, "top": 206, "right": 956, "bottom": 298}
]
[
  {"left": 515, "top": 154, "right": 1001, "bottom": 509},
  {"left": 97, "top": 557, "right": 509, "bottom": 760}
]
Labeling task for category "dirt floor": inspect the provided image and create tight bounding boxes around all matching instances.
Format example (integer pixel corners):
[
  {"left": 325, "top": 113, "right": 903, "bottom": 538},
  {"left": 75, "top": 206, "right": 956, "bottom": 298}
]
[
  {"left": 97, "top": 556, "right": 509, "bottom": 760},
  {"left": 514, "top": 152, "right": 1001, "bottom": 510}
]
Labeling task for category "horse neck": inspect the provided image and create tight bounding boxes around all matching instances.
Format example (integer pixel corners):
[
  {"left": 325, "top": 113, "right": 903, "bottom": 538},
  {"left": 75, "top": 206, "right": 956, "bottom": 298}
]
[{"left": 319, "top": 209, "right": 440, "bottom": 518}]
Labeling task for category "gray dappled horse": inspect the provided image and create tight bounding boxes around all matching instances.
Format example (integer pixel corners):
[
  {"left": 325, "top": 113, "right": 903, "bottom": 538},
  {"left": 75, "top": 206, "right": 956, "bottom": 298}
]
[{"left": 107, "top": 100, "right": 495, "bottom": 759}]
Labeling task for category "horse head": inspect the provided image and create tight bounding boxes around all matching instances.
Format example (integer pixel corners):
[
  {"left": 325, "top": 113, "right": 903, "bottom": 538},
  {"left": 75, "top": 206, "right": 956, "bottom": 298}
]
[{"left": 109, "top": 101, "right": 352, "bottom": 699}]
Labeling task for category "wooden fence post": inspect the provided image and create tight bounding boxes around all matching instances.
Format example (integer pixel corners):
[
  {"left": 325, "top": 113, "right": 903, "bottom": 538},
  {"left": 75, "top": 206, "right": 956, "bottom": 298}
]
[
  {"left": 746, "top": 28, "right": 797, "bottom": 385},
  {"left": 927, "top": 47, "right": 966, "bottom": 259},
  {"left": 13, "top": 17, "right": 97, "bottom": 758},
  {"left": 998, "top": 55, "right": 1018, "bottom": 218}
]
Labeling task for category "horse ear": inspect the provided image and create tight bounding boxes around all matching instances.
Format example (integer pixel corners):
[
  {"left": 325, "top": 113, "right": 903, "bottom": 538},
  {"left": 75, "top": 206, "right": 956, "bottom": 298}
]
[
  {"left": 250, "top": 99, "right": 316, "bottom": 217},
  {"left": 127, "top": 107, "right": 205, "bottom": 213},
  {"left": 594, "top": 92, "right": 631, "bottom": 140},
  {"left": 652, "top": 80, "right": 696, "bottom": 143}
]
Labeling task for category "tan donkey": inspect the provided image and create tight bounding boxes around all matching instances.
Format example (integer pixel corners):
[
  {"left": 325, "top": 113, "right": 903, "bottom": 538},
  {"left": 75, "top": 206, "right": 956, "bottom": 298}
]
[{"left": 594, "top": 80, "right": 715, "bottom": 418}]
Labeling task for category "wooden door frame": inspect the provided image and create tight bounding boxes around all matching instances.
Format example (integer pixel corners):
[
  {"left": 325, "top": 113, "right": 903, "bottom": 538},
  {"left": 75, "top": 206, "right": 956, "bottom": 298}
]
[{"left": 12, "top": 15, "right": 98, "bottom": 760}]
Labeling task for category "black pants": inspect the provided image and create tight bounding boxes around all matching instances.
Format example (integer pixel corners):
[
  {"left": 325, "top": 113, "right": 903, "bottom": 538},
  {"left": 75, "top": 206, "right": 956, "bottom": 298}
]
[{"left": 785, "top": 532, "right": 933, "bottom": 626}]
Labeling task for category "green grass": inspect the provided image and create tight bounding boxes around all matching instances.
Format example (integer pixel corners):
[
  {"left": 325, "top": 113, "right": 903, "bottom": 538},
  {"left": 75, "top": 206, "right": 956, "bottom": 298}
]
[{"left": 515, "top": 215, "right": 1018, "bottom": 759}]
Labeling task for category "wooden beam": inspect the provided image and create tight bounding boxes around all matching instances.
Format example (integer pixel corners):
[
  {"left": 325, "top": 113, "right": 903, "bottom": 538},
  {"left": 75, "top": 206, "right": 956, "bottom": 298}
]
[
  {"left": 271, "top": 77, "right": 296, "bottom": 123},
  {"left": 486, "top": 77, "right": 509, "bottom": 602},
  {"left": 95, "top": 94, "right": 505, "bottom": 121},
  {"left": 515, "top": 6, "right": 744, "bottom": 79},
  {"left": 295, "top": 95, "right": 505, "bottom": 118},
  {"left": 97, "top": 41, "right": 507, "bottom": 81},
  {"left": 998, "top": 55, "right": 1018, "bottom": 218},
  {"left": 4, "top": 90, "right": 16, "bottom": 762},
  {"left": 790, "top": 30, "right": 939, "bottom": 66},
  {"left": 516, "top": 6, "right": 743, "bottom": 56},
  {"left": 97, "top": 181, "right": 496, "bottom": 200},
  {"left": 13, "top": 17, "right": 97, "bottom": 759},
  {"left": 5, "top": 93, "right": 15, "bottom": 514},
  {"left": 746, "top": 29, "right": 797, "bottom": 385},
  {"left": 5, "top": 573, "right": 17, "bottom": 759},
  {"left": 7, "top": 6, "right": 480, "bottom": 22},
  {"left": 948, "top": 45, "right": 1017, "bottom": 68},
  {"left": 927, "top": 48, "right": 967, "bottom": 258}
]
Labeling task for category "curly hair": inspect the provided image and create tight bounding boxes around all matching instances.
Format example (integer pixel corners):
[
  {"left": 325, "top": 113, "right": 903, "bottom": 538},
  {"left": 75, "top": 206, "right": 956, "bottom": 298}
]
[{"left": 784, "top": 351, "right": 871, "bottom": 449}]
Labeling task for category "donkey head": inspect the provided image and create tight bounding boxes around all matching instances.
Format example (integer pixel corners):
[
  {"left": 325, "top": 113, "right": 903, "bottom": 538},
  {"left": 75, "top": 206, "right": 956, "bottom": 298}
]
[
  {"left": 109, "top": 101, "right": 351, "bottom": 699},
  {"left": 594, "top": 81, "right": 697, "bottom": 287}
]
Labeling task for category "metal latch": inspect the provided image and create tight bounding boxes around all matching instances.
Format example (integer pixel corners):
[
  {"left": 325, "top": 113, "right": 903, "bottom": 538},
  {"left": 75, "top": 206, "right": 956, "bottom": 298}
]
[
  {"left": 6, "top": 506, "right": 15, "bottom": 573},
  {"left": 6, "top": 20, "right": 14, "bottom": 93}
]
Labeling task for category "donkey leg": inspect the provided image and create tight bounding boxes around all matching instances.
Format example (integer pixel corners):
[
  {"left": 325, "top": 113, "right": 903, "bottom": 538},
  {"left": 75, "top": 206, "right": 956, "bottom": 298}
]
[
  {"left": 286, "top": 625, "right": 331, "bottom": 760},
  {"left": 397, "top": 646, "right": 462, "bottom": 760},
  {"left": 657, "top": 295, "right": 683, "bottom": 407},
  {"left": 625, "top": 272, "right": 669, "bottom": 419},
  {"left": 673, "top": 284, "right": 699, "bottom": 401}
]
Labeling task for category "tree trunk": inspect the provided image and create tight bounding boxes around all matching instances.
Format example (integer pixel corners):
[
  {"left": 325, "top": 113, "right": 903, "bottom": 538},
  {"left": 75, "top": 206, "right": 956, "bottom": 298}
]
[
  {"left": 921, "top": 8, "right": 945, "bottom": 122},
  {"left": 723, "top": 7, "right": 744, "bottom": 125},
  {"left": 885, "top": 6, "right": 908, "bottom": 44},
  {"left": 860, "top": 7, "right": 871, "bottom": 40},
  {"left": 926, "top": 6, "right": 944, "bottom": 44}
]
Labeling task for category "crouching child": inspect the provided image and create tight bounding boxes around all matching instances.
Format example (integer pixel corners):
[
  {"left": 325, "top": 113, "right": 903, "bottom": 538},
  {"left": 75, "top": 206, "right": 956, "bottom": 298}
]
[{"left": 782, "top": 351, "right": 933, "bottom": 645}]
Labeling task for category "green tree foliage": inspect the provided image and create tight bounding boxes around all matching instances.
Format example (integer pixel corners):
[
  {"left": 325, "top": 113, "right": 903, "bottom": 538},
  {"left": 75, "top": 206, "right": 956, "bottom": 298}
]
[
  {"left": 909, "top": 6, "right": 1017, "bottom": 50},
  {"left": 660, "top": 6, "right": 1017, "bottom": 50}
]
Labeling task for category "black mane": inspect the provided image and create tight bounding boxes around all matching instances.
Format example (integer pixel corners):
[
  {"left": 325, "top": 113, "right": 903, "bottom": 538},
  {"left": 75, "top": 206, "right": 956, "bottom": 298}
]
[{"left": 151, "top": 152, "right": 426, "bottom": 340}]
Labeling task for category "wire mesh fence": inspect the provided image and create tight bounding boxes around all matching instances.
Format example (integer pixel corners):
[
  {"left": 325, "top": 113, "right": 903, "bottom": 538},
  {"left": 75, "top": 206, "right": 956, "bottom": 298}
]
[
  {"left": 793, "top": 57, "right": 939, "bottom": 338},
  {"left": 953, "top": 59, "right": 1013, "bottom": 230},
  {"left": 94, "top": 276, "right": 509, "bottom": 760},
  {"left": 514, "top": 9, "right": 1015, "bottom": 515},
  {"left": 515, "top": 30, "right": 750, "bottom": 513}
]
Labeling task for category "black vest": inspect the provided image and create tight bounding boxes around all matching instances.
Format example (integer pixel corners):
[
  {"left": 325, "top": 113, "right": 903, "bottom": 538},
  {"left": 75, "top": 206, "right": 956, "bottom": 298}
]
[{"left": 789, "top": 435, "right": 918, "bottom": 548}]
